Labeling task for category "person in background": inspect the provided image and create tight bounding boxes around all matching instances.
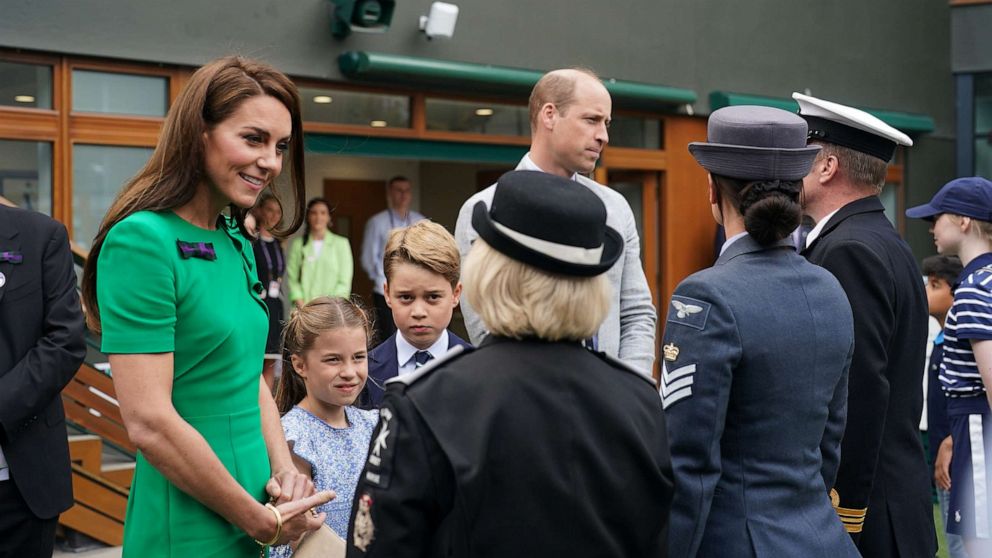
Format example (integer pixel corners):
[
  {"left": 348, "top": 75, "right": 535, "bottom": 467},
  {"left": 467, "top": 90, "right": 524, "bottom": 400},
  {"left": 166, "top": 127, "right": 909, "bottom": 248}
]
[
  {"left": 356, "top": 220, "right": 470, "bottom": 409},
  {"left": 0, "top": 205, "right": 85, "bottom": 558},
  {"left": 81, "top": 55, "right": 331, "bottom": 557},
  {"left": 253, "top": 193, "right": 287, "bottom": 391},
  {"left": 665, "top": 105, "right": 857, "bottom": 557},
  {"left": 921, "top": 254, "right": 969, "bottom": 558},
  {"left": 796, "top": 92, "right": 935, "bottom": 556},
  {"left": 346, "top": 170, "right": 672, "bottom": 558},
  {"left": 287, "top": 198, "right": 353, "bottom": 308},
  {"left": 361, "top": 176, "right": 425, "bottom": 344},
  {"left": 907, "top": 176, "right": 992, "bottom": 558},
  {"left": 272, "top": 297, "right": 379, "bottom": 556}
]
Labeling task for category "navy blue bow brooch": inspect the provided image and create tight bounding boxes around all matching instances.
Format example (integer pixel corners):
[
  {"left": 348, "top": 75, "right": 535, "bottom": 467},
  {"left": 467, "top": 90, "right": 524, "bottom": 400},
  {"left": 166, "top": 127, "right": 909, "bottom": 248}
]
[
  {"left": 176, "top": 240, "right": 217, "bottom": 261},
  {"left": 0, "top": 251, "right": 22, "bottom": 264}
]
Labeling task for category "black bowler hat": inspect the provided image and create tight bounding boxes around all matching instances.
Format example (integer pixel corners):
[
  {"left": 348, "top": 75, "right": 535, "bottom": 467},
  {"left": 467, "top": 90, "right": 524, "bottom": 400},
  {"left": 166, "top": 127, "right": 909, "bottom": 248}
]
[{"left": 471, "top": 170, "right": 623, "bottom": 277}]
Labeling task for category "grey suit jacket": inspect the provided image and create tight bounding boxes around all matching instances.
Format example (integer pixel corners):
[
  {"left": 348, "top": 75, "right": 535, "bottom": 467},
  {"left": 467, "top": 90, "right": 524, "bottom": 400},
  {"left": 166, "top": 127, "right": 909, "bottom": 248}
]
[
  {"left": 454, "top": 156, "right": 657, "bottom": 374},
  {"left": 662, "top": 235, "right": 858, "bottom": 558}
]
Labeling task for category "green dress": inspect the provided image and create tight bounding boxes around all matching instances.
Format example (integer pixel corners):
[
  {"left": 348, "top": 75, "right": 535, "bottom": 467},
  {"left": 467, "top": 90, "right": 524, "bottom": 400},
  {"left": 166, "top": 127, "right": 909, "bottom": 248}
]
[{"left": 98, "top": 210, "right": 270, "bottom": 558}]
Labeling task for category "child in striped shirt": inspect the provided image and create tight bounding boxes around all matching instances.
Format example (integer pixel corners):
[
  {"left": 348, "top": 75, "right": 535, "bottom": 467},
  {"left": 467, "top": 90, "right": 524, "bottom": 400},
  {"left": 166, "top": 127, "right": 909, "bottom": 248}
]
[{"left": 907, "top": 176, "right": 992, "bottom": 557}]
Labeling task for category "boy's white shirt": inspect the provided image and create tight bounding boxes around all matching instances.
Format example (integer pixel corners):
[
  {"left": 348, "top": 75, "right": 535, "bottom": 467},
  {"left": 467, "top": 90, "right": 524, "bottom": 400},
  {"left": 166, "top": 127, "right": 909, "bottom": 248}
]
[{"left": 395, "top": 329, "right": 450, "bottom": 376}]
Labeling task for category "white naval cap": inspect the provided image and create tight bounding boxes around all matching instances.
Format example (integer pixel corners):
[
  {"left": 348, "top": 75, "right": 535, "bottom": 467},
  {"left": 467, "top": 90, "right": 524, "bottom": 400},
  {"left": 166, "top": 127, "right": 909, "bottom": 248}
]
[{"left": 793, "top": 92, "right": 912, "bottom": 162}]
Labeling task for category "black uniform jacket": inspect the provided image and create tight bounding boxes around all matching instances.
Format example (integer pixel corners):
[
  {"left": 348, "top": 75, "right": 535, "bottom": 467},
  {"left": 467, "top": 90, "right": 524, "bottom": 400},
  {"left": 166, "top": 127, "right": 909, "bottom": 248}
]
[
  {"left": 803, "top": 196, "right": 936, "bottom": 557},
  {"left": 0, "top": 206, "right": 86, "bottom": 518},
  {"left": 346, "top": 336, "right": 673, "bottom": 558}
]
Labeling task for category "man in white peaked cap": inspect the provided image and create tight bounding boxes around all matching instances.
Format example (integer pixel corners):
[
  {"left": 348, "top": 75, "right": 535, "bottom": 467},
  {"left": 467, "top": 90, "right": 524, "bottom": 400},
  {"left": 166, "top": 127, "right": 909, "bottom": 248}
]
[{"left": 797, "top": 92, "right": 936, "bottom": 558}]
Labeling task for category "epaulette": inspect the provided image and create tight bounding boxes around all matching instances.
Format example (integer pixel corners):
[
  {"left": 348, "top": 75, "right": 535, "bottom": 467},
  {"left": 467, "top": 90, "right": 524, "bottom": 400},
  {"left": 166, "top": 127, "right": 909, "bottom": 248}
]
[
  {"left": 384, "top": 345, "right": 473, "bottom": 388},
  {"left": 591, "top": 349, "right": 657, "bottom": 388}
]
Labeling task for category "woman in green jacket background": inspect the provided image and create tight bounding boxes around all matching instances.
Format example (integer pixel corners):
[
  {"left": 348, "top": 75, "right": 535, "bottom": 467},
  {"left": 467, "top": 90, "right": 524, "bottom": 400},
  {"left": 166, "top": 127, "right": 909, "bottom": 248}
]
[{"left": 287, "top": 198, "right": 354, "bottom": 307}]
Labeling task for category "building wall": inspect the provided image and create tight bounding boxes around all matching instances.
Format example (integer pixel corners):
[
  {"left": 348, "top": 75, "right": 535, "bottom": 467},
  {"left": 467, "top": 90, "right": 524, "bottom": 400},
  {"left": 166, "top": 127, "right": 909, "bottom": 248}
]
[
  {"left": 0, "top": 0, "right": 954, "bottom": 132},
  {"left": 0, "top": 1, "right": 957, "bottom": 265}
]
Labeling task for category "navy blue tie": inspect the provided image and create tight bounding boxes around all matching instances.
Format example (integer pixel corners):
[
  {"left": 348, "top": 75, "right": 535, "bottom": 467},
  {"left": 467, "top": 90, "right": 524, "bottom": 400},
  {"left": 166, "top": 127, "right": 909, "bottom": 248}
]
[{"left": 414, "top": 351, "right": 433, "bottom": 368}]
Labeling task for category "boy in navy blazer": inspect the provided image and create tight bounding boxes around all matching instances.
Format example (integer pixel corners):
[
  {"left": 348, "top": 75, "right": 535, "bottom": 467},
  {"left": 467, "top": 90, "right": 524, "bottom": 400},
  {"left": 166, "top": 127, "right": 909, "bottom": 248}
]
[{"left": 358, "top": 221, "right": 470, "bottom": 408}]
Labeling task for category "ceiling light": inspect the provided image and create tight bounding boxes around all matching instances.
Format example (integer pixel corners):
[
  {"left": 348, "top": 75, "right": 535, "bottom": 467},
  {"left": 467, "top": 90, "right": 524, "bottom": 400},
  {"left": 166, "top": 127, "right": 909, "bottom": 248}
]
[
  {"left": 14, "top": 95, "right": 35, "bottom": 103},
  {"left": 313, "top": 95, "right": 333, "bottom": 104},
  {"left": 475, "top": 108, "right": 494, "bottom": 116},
  {"left": 370, "top": 120, "right": 388, "bottom": 128}
]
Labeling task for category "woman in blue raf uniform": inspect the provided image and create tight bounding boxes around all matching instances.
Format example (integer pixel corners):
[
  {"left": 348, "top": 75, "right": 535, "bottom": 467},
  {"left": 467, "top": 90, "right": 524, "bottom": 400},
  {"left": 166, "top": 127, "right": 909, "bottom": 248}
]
[
  {"left": 663, "top": 106, "right": 858, "bottom": 558},
  {"left": 345, "top": 170, "right": 673, "bottom": 558}
]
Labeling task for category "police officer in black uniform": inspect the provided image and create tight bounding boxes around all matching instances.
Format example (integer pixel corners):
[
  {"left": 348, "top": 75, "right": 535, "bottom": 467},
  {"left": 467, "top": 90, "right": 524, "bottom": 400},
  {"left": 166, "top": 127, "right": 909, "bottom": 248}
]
[{"left": 346, "top": 170, "right": 673, "bottom": 558}]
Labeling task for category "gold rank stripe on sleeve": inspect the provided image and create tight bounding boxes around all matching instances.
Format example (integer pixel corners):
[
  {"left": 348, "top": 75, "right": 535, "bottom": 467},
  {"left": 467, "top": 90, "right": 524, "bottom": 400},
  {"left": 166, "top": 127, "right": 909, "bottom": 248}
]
[{"left": 834, "top": 505, "right": 867, "bottom": 533}]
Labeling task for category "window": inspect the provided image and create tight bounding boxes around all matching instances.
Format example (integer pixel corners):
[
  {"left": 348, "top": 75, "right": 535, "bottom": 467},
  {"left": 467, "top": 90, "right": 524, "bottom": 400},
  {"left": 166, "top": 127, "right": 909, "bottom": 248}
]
[
  {"left": 609, "top": 116, "right": 662, "bottom": 149},
  {"left": 0, "top": 60, "right": 53, "bottom": 109},
  {"left": 976, "top": 73, "right": 992, "bottom": 176},
  {"left": 72, "top": 70, "right": 168, "bottom": 116},
  {"left": 298, "top": 87, "right": 410, "bottom": 128},
  {"left": 426, "top": 98, "right": 530, "bottom": 136},
  {"left": 0, "top": 140, "right": 52, "bottom": 214},
  {"left": 72, "top": 145, "right": 154, "bottom": 248}
]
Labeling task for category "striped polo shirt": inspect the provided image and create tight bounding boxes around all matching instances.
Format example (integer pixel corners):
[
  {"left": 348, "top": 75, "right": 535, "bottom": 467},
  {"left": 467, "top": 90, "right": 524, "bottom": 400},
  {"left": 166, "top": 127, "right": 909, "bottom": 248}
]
[{"left": 942, "top": 252, "right": 992, "bottom": 397}]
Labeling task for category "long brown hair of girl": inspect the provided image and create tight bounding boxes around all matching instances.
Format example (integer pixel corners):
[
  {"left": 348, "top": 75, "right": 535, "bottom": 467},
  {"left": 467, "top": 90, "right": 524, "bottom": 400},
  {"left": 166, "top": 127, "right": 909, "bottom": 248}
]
[
  {"left": 81, "top": 55, "right": 307, "bottom": 332},
  {"left": 275, "top": 296, "right": 373, "bottom": 415}
]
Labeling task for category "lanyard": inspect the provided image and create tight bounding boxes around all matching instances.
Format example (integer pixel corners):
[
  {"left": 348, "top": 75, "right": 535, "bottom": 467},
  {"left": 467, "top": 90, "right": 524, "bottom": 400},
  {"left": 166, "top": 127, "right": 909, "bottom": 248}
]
[
  {"left": 259, "top": 239, "right": 283, "bottom": 277},
  {"left": 388, "top": 210, "right": 412, "bottom": 230}
]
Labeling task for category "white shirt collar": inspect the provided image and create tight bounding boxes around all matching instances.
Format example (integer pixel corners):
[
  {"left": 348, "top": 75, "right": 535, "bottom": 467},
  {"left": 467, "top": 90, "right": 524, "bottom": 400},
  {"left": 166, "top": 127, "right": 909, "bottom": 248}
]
[
  {"left": 805, "top": 207, "right": 842, "bottom": 249},
  {"left": 517, "top": 153, "right": 580, "bottom": 182},
  {"left": 395, "top": 329, "right": 450, "bottom": 372},
  {"left": 720, "top": 231, "right": 749, "bottom": 256}
]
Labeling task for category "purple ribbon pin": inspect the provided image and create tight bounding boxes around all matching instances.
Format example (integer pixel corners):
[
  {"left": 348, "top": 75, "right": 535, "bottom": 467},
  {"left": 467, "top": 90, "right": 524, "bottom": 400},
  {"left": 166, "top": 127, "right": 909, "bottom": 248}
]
[
  {"left": 0, "top": 251, "right": 22, "bottom": 264},
  {"left": 176, "top": 240, "right": 217, "bottom": 261}
]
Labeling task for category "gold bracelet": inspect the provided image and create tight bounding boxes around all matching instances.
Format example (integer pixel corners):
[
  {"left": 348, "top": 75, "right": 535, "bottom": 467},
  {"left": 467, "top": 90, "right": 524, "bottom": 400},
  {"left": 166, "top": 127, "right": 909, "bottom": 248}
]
[{"left": 254, "top": 503, "right": 282, "bottom": 547}]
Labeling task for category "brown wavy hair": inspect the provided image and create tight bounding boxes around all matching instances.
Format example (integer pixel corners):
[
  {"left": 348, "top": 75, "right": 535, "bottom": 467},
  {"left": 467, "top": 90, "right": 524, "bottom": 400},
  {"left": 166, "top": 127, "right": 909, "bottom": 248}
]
[
  {"left": 275, "top": 296, "right": 373, "bottom": 414},
  {"left": 81, "top": 56, "right": 307, "bottom": 332}
]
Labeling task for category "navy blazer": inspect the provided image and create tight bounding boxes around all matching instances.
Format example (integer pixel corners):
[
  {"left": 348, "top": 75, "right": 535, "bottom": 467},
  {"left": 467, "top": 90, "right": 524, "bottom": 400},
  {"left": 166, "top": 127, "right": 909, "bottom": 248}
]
[
  {"left": 663, "top": 235, "right": 858, "bottom": 558},
  {"left": 803, "top": 196, "right": 936, "bottom": 557},
  {"left": 0, "top": 206, "right": 85, "bottom": 519},
  {"left": 357, "top": 331, "right": 471, "bottom": 409}
]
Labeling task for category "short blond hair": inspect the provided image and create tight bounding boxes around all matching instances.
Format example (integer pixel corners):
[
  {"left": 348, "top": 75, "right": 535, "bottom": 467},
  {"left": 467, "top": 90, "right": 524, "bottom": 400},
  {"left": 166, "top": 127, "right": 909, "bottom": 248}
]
[
  {"left": 528, "top": 68, "right": 601, "bottom": 133},
  {"left": 383, "top": 220, "right": 460, "bottom": 288},
  {"left": 462, "top": 240, "right": 611, "bottom": 341}
]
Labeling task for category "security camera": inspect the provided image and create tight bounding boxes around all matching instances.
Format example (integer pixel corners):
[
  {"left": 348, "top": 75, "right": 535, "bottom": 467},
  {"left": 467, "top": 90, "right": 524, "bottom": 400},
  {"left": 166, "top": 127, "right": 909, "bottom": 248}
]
[{"left": 419, "top": 2, "right": 458, "bottom": 40}]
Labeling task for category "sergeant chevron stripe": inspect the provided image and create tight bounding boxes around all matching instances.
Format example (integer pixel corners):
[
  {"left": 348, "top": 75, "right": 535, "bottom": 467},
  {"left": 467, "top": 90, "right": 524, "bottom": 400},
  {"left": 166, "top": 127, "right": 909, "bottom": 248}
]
[{"left": 660, "top": 363, "right": 696, "bottom": 409}]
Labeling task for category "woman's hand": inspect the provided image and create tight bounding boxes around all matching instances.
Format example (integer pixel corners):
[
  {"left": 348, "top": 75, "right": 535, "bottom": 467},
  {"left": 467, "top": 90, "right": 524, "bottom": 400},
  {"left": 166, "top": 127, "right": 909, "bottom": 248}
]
[
  {"left": 934, "top": 435, "right": 953, "bottom": 491},
  {"left": 249, "top": 490, "right": 336, "bottom": 546},
  {"left": 266, "top": 468, "right": 315, "bottom": 505}
]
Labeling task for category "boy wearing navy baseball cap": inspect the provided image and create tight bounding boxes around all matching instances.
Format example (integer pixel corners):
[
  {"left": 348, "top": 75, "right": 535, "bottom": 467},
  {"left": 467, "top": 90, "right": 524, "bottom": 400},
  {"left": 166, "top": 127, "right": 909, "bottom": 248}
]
[{"left": 907, "top": 176, "right": 992, "bottom": 557}]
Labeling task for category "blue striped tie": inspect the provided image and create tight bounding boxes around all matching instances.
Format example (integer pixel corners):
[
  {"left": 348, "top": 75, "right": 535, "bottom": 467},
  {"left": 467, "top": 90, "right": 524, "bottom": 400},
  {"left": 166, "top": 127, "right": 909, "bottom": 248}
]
[{"left": 414, "top": 351, "right": 433, "bottom": 368}]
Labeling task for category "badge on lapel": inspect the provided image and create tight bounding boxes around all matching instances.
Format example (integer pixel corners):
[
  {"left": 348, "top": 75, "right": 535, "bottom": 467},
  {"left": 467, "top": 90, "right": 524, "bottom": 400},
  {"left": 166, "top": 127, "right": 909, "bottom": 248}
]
[{"left": 176, "top": 240, "right": 217, "bottom": 261}]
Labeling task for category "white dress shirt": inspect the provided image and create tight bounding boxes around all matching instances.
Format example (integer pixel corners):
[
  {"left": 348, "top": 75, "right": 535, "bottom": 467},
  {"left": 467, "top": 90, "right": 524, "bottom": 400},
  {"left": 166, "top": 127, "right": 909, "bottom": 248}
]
[
  {"left": 395, "top": 329, "right": 450, "bottom": 376},
  {"left": 805, "top": 208, "right": 842, "bottom": 250}
]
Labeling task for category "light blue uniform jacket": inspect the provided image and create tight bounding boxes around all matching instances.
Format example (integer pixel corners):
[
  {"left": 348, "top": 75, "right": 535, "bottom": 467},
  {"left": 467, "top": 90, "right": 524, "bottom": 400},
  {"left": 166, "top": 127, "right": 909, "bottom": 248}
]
[{"left": 662, "top": 235, "right": 859, "bottom": 558}]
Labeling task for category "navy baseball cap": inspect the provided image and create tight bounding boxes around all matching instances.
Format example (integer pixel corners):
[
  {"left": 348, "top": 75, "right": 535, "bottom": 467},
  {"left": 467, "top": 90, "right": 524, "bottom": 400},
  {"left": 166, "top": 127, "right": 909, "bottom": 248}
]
[{"left": 905, "top": 177, "right": 992, "bottom": 222}]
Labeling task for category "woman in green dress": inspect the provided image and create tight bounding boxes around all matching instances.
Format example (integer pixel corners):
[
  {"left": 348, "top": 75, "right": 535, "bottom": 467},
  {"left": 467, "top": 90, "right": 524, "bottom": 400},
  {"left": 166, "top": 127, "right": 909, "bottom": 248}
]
[{"left": 80, "top": 56, "right": 333, "bottom": 557}]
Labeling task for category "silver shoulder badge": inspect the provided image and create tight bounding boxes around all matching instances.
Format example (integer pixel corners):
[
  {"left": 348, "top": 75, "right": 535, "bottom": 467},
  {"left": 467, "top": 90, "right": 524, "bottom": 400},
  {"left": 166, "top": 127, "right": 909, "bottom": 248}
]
[
  {"left": 668, "top": 295, "right": 711, "bottom": 330},
  {"left": 385, "top": 344, "right": 472, "bottom": 387}
]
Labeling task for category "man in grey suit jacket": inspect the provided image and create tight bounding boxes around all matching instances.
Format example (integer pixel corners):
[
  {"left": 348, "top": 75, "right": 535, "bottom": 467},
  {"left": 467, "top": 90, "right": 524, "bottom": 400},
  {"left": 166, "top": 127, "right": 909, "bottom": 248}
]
[{"left": 454, "top": 68, "right": 657, "bottom": 374}]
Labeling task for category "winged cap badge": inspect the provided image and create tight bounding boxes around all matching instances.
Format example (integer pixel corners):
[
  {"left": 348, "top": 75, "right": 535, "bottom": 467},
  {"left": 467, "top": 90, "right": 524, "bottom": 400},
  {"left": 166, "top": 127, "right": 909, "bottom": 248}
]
[{"left": 672, "top": 300, "right": 703, "bottom": 319}]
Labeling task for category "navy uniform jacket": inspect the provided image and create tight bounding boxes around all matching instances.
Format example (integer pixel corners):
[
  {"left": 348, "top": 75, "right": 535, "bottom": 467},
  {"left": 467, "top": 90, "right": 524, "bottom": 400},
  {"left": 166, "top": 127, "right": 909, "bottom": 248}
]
[
  {"left": 803, "top": 196, "right": 937, "bottom": 557},
  {"left": 346, "top": 337, "right": 673, "bottom": 558},
  {"left": 0, "top": 206, "right": 85, "bottom": 518},
  {"left": 355, "top": 330, "right": 471, "bottom": 409},
  {"left": 663, "top": 235, "right": 858, "bottom": 558}
]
